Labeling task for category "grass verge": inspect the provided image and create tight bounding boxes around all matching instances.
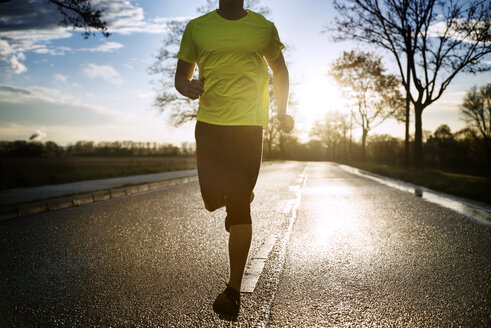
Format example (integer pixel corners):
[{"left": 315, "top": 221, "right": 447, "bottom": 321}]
[
  {"left": 0, "top": 156, "right": 196, "bottom": 189},
  {"left": 340, "top": 161, "right": 491, "bottom": 205}
]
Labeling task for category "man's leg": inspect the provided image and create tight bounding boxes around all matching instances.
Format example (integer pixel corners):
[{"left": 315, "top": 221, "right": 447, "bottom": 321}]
[
  {"left": 228, "top": 224, "right": 252, "bottom": 292},
  {"left": 195, "top": 121, "right": 226, "bottom": 211},
  {"left": 222, "top": 173, "right": 253, "bottom": 295},
  {"left": 213, "top": 182, "right": 254, "bottom": 316},
  {"left": 225, "top": 128, "right": 261, "bottom": 291},
  {"left": 213, "top": 125, "right": 262, "bottom": 316}
]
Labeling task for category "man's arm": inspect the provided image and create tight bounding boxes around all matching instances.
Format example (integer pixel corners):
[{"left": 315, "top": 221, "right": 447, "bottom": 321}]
[
  {"left": 175, "top": 59, "right": 204, "bottom": 100},
  {"left": 266, "top": 52, "right": 293, "bottom": 132},
  {"left": 266, "top": 52, "right": 289, "bottom": 118}
]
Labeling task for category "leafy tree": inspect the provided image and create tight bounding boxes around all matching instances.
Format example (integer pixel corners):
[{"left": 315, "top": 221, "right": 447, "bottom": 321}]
[
  {"left": 329, "top": 0, "right": 491, "bottom": 168},
  {"left": 453, "top": 127, "right": 489, "bottom": 170},
  {"left": 460, "top": 83, "right": 491, "bottom": 158},
  {"left": 149, "top": 0, "right": 270, "bottom": 126},
  {"left": 366, "top": 134, "right": 402, "bottom": 164},
  {"left": 330, "top": 51, "right": 404, "bottom": 159},
  {"left": 44, "top": 141, "right": 64, "bottom": 158},
  {"left": 425, "top": 124, "right": 460, "bottom": 168},
  {"left": 433, "top": 124, "right": 454, "bottom": 141}
]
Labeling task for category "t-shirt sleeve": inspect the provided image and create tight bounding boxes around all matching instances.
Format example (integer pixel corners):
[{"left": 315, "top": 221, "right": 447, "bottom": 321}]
[
  {"left": 264, "top": 22, "right": 285, "bottom": 61},
  {"left": 177, "top": 21, "right": 198, "bottom": 63}
]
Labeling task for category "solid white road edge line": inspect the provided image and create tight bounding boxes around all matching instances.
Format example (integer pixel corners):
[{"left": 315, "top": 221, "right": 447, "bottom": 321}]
[{"left": 338, "top": 164, "right": 491, "bottom": 226}]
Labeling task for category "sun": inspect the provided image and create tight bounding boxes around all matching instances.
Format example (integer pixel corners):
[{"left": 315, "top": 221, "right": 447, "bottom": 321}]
[
  {"left": 296, "top": 75, "right": 347, "bottom": 118},
  {"left": 293, "top": 75, "right": 348, "bottom": 141}
]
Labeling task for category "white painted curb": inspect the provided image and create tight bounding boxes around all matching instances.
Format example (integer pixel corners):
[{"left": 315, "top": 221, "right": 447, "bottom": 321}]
[{"left": 0, "top": 176, "right": 198, "bottom": 221}]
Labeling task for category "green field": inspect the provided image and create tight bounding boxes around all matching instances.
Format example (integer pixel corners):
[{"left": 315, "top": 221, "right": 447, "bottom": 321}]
[
  {"left": 3, "top": 157, "right": 490, "bottom": 206},
  {"left": 0, "top": 156, "right": 196, "bottom": 189},
  {"left": 341, "top": 161, "right": 491, "bottom": 205}
]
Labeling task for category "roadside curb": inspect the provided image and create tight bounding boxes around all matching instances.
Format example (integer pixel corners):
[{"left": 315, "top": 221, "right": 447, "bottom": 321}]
[{"left": 0, "top": 176, "right": 198, "bottom": 222}]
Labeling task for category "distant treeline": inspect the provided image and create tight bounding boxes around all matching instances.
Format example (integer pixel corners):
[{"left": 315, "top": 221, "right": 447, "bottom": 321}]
[
  {"left": 1, "top": 122, "right": 489, "bottom": 177},
  {"left": 264, "top": 124, "right": 491, "bottom": 177},
  {"left": 0, "top": 140, "right": 196, "bottom": 158}
]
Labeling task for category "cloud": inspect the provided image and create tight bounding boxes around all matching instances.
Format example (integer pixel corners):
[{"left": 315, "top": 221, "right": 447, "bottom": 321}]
[
  {"left": 92, "top": 0, "right": 178, "bottom": 35},
  {"left": 8, "top": 54, "right": 27, "bottom": 73},
  {"left": 0, "top": 83, "right": 123, "bottom": 126},
  {"left": 0, "top": 84, "right": 77, "bottom": 105},
  {"left": 0, "top": 84, "right": 31, "bottom": 98},
  {"left": 0, "top": 27, "right": 73, "bottom": 73},
  {"left": 34, "top": 46, "right": 72, "bottom": 55},
  {"left": 0, "top": 0, "right": 60, "bottom": 30},
  {"left": 78, "top": 41, "right": 124, "bottom": 52},
  {"left": 54, "top": 73, "right": 67, "bottom": 82},
  {"left": 136, "top": 90, "right": 153, "bottom": 99},
  {"left": 83, "top": 64, "right": 123, "bottom": 85},
  {"left": 0, "top": 38, "right": 27, "bottom": 73},
  {"left": 0, "top": 84, "right": 123, "bottom": 119},
  {"left": 0, "top": 0, "right": 73, "bottom": 72},
  {"left": 428, "top": 19, "right": 490, "bottom": 45},
  {"left": 0, "top": 83, "right": 193, "bottom": 146},
  {"left": 0, "top": 0, "right": 177, "bottom": 73}
]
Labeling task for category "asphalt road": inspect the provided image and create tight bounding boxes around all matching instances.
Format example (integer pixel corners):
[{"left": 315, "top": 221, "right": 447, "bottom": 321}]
[{"left": 1, "top": 162, "right": 490, "bottom": 327}]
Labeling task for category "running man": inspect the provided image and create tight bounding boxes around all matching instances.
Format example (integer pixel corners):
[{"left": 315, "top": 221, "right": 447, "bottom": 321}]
[{"left": 175, "top": 0, "right": 292, "bottom": 317}]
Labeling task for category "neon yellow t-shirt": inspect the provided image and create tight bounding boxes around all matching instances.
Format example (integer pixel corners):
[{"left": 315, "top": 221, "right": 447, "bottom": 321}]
[{"left": 177, "top": 10, "right": 284, "bottom": 128}]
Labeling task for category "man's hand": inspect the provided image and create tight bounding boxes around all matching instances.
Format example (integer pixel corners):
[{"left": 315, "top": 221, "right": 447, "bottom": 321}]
[
  {"left": 184, "top": 77, "right": 205, "bottom": 100},
  {"left": 278, "top": 114, "right": 294, "bottom": 133},
  {"left": 175, "top": 59, "right": 205, "bottom": 100}
]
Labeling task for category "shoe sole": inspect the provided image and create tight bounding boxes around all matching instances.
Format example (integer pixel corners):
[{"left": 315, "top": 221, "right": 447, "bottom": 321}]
[{"left": 213, "top": 293, "right": 239, "bottom": 316}]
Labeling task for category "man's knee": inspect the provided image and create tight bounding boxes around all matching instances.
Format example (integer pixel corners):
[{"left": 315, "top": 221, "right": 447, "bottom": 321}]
[
  {"left": 204, "top": 200, "right": 224, "bottom": 212},
  {"left": 229, "top": 221, "right": 252, "bottom": 230},
  {"left": 202, "top": 193, "right": 225, "bottom": 212},
  {"left": 226, "top": 207, "right": 252, "bottom": 227},
  {"left": 229, "top": 223, "right": 252, "bottom": 234}
]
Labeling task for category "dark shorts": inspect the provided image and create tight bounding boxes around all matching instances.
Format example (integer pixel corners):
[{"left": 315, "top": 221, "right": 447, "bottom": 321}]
[{"left": 195, "top": 121, "right": 263, "bottom": 226}]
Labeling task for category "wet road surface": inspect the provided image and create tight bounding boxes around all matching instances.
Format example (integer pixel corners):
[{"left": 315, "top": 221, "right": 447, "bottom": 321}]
[{"left": 1, "top": 162, "right": 490, "bottom": 327}]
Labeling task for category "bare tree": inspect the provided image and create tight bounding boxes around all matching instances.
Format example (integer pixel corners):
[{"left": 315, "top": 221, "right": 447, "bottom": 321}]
[
  {"left": 310, "top": 111, "right": 350, "bottom": 160},
  {"left": 329, "top": 0, "right": 491, "bottom": 168},
  {"left": 263, "top": 115, "right": 280, "bottom": 158},
  {"left": 460, "top": 83, "right": 491, "bottom": 157},
  {"left": 263, "top": 74, "right": 280, "bottom": 158},
  {"left": 148, "top": 0, "right": 270, "bottom": 126},
  {"left": 330, "top": 51, "right": 404, "bottom": 159},
  {"left": 51, "top": 0, "right": 110, "bottom": 38}
]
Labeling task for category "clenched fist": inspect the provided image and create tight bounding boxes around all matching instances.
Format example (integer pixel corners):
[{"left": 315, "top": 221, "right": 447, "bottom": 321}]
[
  {"left": 184, "top": 77, "right": 205, "bottom": 100},
  {"left": 279, "top": 114, "right": 294, "bottom": 133}
]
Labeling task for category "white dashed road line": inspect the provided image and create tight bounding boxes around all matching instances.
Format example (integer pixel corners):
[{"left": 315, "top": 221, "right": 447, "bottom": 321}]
[
  {"left": 241, "top": 236, "right": 277, "bottom": 293},
  {"left": 256, "top": 164, "right": 309, "bottom": 327},
  {"left": 241, "top": 165, "right": 309, "bottom": 296}
]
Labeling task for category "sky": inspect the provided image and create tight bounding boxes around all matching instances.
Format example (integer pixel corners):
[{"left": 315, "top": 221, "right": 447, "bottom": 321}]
[{"left": 0, "top": 0, "right": 490, "bottom": 146}]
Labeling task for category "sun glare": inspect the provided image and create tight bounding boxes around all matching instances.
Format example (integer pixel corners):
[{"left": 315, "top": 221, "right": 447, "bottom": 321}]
[{"left": 294, "top": 75, "right": 347, "bottom": 141}]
